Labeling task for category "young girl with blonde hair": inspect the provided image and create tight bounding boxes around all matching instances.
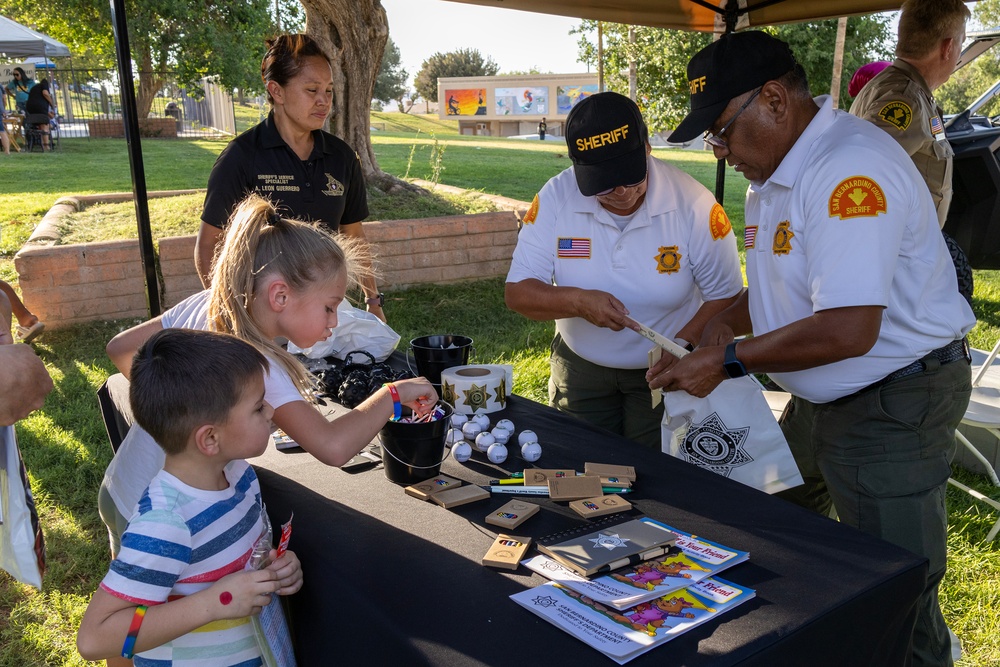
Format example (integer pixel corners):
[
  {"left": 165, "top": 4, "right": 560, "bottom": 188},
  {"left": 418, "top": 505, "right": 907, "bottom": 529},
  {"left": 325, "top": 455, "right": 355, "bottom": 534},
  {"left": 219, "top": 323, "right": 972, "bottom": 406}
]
[{"left": 99, "top": 194, "right": 436, "bottom": 556}]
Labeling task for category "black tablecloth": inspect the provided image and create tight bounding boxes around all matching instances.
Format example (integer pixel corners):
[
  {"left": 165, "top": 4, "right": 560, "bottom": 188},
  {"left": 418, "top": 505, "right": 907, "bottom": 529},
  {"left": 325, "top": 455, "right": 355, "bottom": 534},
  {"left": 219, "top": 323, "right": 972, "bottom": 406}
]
[{"left": 253, "top": 394, "right": 926, "bottom": 667}]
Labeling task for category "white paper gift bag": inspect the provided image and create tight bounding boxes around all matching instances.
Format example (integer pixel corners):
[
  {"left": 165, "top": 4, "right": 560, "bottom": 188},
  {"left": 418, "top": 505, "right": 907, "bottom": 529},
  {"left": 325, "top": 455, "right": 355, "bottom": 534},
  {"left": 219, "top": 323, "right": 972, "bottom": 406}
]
[
  {"left": 0, "top": 425, "right": 46, "bottom": 589},
  {"left": 661, "top": 377, "right": 803, "bottom": 494},
  {"left": 287, "top": 299, "right": 400, "bottom": 361}
]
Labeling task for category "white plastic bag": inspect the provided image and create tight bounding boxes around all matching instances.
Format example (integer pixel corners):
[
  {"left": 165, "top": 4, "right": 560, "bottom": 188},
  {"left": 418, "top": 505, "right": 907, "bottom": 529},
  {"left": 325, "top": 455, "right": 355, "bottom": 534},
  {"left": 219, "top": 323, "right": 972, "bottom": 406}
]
[
  {"left": 661, "top": 378, "right": 803, "bottom": 495},
  {"left": 287, "top": 299, "right": 400, "bottom": 361},
  {"left": 0, "top": 425, "right": 46, "bottom": 589}
]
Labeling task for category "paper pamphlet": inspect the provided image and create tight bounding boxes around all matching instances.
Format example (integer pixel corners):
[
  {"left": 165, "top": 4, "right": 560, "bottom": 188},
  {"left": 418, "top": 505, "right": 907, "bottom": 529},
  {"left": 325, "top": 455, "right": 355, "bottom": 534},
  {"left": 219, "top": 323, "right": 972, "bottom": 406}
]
[
  {"left": 510, "top": 576, "right": 755, "bottom": 664},
  {"left": 523, "top": 521, "right": 749, "bottom": 610}
]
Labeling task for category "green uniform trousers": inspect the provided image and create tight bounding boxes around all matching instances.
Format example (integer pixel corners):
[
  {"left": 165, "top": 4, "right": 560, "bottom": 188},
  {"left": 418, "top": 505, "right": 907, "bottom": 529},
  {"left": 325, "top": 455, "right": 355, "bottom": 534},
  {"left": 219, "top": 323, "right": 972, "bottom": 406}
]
[
  {"left": 548, "top": 333, "right": 663, "bottom": 449},
  {"left": 777, "top": 356, "right": 971, "bottom": 667}
]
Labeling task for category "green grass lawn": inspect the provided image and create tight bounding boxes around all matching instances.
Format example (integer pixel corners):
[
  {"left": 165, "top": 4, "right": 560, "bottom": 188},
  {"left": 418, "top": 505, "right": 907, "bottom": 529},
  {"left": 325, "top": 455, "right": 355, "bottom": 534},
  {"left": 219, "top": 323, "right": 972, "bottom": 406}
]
[{"left": 0, "top": 120, "right": 999, "bottom": 666}]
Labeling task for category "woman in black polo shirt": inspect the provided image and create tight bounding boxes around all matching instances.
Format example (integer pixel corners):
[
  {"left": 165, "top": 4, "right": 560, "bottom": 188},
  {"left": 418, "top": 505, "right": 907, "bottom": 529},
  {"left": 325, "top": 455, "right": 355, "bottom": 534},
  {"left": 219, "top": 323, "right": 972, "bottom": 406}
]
[{"left": 197, "top": 34, "right": 385, "bottom": 321}]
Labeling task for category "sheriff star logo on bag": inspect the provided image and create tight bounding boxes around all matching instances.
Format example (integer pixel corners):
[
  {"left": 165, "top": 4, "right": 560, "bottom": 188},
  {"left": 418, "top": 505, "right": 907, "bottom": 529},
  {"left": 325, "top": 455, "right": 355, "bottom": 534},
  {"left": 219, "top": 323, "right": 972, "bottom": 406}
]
[
  {"left": 772, "top": 221, "right": 794, "bottom": 255},
  {"left": 878, "top": 101, "right": 912, "bottom": 131},
  {"left": 655, "top": 246, "right": 682, "bottom": 274},
  {"left": 523, "top": 194, "right": 540, "bottom": 224},
  {"left": 680, "top": 412, "right": 753, "bottom": 478},
  {"left": 828, "top": 176, "right": 887, "bottom": 220},
  {"left": 709, "top": 203, "right": 732, "bottom": 240}
]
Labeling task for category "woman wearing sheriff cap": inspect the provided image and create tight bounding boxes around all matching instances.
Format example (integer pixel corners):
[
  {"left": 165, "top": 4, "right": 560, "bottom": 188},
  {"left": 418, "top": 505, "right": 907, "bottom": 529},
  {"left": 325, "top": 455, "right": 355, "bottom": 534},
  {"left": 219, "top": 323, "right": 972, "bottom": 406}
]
[{"left": 505, "top": 92, "right": 743, "bottom": 449}]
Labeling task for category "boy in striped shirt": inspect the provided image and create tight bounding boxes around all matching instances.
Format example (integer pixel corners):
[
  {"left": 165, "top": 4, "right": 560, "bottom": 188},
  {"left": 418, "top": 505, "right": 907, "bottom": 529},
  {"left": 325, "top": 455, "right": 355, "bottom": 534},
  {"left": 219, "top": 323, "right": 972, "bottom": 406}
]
[{"left": 77, "top": 329, "right": 303, "bottom": 666}]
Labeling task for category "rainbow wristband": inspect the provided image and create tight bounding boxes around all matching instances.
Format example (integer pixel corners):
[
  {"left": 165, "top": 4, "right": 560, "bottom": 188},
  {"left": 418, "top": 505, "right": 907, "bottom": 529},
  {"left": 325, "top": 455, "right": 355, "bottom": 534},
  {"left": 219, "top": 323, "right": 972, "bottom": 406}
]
[
  {"left": 384, "top": 383, "right": 402, "bottom": 421},
  {"left": 121, "top": 604, "right": 148, "bottom": 658}
]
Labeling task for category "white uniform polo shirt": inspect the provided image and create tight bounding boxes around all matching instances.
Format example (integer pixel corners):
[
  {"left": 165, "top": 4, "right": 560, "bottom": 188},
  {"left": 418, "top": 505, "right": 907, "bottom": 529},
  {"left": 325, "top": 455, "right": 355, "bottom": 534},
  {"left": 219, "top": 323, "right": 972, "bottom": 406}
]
[
  {"left": 507, "top": 155, "right": 743, "bottom": 369},
  {"left": 744, "top": 96, "right": 975, "bottom": 403}
]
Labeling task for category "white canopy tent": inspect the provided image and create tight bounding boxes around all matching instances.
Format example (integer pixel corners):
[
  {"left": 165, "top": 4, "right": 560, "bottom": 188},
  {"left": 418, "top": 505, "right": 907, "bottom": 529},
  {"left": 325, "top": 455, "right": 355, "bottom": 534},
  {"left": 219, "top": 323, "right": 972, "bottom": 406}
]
[{"left": 0, "top": 15, "right": 69, "bottom": 58}]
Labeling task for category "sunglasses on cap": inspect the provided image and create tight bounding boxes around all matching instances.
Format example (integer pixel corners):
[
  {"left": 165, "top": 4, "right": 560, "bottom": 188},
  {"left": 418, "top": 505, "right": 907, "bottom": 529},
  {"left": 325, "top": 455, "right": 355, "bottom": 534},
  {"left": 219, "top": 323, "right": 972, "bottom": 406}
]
[{"left": 704, "top": 87, "right": 761, "bottom": 149}]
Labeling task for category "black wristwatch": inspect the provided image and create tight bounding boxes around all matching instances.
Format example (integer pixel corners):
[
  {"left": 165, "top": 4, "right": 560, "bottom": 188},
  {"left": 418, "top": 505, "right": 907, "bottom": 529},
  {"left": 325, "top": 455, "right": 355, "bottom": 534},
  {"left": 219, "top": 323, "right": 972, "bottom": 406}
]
[
  {"left": 723, "top": 341, "right": 748, "bottom": 379},
  {"left": 365, "top": 292, "right": 385, "bottom": 308}
]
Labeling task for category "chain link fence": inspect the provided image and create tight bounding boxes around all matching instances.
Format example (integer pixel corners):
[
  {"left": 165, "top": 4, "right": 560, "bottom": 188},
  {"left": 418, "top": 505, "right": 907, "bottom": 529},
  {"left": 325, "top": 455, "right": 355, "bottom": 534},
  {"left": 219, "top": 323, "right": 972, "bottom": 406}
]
[{"left": 41, "top": 68, "right": 236, "bottom": 139}]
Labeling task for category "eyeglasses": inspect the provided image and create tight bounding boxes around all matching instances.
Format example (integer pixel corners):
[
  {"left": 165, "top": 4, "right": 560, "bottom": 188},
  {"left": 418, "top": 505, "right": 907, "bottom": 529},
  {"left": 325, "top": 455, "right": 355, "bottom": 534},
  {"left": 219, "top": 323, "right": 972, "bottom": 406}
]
[
  {"left": 595, "top": 179, "right": 645, "bottom": 197},
  {"left": 704, "top": 87, "right": 761, "bottom": 149}
]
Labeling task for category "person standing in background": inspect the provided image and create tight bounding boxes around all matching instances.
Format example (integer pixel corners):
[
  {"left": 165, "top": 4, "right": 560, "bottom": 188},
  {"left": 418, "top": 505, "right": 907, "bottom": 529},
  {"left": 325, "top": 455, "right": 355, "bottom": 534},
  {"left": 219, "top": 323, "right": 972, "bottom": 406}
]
[
  {"left": 197, "top": 34, "right": 385, "bottom": 320},
  {"left": 5, "top": 67, "right": 33, "bottom": 113},
  {"left": 850, "top": 0, "right": 969, "bottom": 229},
  {"left": 538, "top": 117, "right": 547, "bottom": 140}
]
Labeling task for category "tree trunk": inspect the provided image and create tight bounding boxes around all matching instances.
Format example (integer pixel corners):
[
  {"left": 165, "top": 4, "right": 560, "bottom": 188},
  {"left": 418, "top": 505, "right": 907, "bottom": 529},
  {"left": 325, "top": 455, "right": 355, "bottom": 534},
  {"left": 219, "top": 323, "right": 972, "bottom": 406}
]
[
  {"left": 628, "top": 26, "right": 637, "bottom": 101},
  {"left": 301, "top": 0, "right": 419, "bottom": 192},
  {"left": 830, "top": 17, "right": 848, "bottom": 110}
]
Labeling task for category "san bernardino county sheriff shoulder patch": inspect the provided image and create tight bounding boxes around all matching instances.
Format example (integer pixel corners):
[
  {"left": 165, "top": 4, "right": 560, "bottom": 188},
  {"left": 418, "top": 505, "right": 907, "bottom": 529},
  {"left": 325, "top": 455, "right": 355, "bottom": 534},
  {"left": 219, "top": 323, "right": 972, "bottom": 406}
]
[
  {"left": 523, "top": 194, "right": 539, "bottom": 224},
  {"left": 877, "top": 101, "right": 912, "bottom": 131},
  {"left": 828, "top": 176, "right": 887, "bottom": 220}
]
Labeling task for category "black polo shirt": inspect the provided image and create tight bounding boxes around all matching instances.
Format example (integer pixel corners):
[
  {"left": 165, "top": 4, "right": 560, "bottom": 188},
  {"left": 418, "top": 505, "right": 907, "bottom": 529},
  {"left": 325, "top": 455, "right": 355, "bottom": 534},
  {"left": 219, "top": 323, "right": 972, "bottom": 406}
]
[{"left": 202, "top": 112, "right": 369, "bottom": 232}]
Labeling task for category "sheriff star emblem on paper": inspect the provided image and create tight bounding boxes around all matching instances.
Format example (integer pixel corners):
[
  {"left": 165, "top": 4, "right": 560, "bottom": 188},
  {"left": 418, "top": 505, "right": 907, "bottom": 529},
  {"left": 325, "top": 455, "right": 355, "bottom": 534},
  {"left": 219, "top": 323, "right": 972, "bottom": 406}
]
[
  {"left": 590, "top": 533, "right": 632, "bottom": 551},
  {"left": 680, "top": 412, "right": 753, "bottom": 478}
]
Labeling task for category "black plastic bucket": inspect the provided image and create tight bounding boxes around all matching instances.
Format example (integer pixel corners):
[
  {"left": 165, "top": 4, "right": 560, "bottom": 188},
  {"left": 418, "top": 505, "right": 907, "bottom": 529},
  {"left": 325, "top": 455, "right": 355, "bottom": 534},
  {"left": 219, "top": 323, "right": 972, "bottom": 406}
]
[
  {"left": 408, "top": 335, "right": 473, "bottom": 385},
  {"left": 379, "top": 402, "right": 454, "bottom": 485}
]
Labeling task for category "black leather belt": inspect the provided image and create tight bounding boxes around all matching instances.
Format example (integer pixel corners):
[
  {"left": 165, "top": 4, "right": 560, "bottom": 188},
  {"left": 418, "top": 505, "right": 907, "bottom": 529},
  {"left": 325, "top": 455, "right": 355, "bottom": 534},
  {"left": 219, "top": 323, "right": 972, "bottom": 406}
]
[{"left": 867, "top": 339, "right": 970, "bottom": 391}]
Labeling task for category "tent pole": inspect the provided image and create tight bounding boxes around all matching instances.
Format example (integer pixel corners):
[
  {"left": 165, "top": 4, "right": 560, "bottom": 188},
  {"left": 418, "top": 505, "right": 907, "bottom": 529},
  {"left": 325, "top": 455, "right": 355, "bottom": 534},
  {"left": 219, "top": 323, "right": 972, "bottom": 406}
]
[{"left": 108, "top": 0, "right": 161, "bottom": 317}]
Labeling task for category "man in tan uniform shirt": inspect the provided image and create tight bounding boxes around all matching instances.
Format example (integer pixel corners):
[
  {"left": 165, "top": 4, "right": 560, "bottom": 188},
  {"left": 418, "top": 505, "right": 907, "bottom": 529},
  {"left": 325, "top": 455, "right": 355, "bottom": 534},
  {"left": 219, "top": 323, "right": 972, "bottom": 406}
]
[{"left": 850, "top": 0, "right": 969, "bottom": 229}]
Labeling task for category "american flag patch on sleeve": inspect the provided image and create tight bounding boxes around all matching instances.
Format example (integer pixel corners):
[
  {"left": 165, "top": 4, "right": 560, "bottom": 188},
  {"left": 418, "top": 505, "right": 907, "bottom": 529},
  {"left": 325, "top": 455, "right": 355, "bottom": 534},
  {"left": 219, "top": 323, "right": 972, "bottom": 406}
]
[
  {"left": 557, "top": 237, "right": 591, "bottom": 258},
  {"left": 744, "top": 226, "right": 757, "bottom": 249},
  {"left": 930, "top": 115, "right": 944, "bottom": 137}
]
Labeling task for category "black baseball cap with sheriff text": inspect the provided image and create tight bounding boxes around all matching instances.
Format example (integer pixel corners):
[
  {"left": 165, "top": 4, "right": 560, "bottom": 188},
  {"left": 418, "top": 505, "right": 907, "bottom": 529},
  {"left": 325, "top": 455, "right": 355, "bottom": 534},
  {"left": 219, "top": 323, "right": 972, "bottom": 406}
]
[
  {"left": 669, "top": 31, "right": 797, "bottom": 144},
  {"left": 566, "top": 92, "right": 648, "bottom": 197}
]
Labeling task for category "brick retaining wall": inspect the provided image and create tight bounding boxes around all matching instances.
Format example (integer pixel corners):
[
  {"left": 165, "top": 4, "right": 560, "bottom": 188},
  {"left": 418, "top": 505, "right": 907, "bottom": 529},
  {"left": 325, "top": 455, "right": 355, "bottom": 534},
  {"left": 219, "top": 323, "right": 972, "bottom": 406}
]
[{"left": 15, "top": 197, "right": 526, "bottom": 328}]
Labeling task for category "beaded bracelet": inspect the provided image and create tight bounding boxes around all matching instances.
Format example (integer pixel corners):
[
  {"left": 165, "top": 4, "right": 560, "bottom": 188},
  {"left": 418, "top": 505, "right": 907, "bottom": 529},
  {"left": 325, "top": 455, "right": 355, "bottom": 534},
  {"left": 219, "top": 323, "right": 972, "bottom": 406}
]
[
  {"left": 121, "top": 604, "right": 148, "bottom": 659},
  {"left": 384, "top": 383, "right": 402, "bottom": 421}
]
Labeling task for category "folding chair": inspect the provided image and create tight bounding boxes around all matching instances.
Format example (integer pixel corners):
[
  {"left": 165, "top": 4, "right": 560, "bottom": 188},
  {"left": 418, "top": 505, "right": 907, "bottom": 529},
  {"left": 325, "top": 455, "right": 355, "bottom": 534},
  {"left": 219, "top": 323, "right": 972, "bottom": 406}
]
[{"left": 951, "top": 339, "right": 1000, "bottom": 542}]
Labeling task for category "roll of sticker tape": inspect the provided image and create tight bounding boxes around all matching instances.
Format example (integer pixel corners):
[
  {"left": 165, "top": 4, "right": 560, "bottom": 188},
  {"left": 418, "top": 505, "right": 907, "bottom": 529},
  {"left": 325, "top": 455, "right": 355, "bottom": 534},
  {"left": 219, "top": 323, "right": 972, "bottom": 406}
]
[{"left": 441, "top": 365, "right": 510, "bottom": 415}]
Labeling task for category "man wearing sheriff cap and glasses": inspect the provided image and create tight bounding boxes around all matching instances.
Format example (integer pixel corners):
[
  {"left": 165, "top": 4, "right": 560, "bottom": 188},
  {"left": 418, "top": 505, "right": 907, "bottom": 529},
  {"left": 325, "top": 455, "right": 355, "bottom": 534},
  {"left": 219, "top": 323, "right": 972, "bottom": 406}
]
[
  {"left": 505, "top": 91, "right": 743, "bottom": 449},
  {"left": 650, "top": 31, "right": 974, "bottom": 667}
]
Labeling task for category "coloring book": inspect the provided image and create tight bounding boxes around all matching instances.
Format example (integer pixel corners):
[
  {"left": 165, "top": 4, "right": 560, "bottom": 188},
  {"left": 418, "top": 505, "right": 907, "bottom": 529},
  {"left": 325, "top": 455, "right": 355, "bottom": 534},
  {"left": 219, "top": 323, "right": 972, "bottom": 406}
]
[
  {"left": 523, "top": 521, "right": 748, "bottom": 610},
  {"left": 510, "top": 576, "right": 755, "bottom": 664}
]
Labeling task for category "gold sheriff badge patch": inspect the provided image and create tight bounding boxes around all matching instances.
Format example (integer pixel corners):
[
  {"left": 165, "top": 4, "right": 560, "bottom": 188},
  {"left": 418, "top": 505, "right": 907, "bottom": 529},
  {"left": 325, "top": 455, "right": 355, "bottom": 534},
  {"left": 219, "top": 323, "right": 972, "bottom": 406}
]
[
  {"left": 772, "top": 221, "right": 794, "bottom": 255},
  {"left": 828, "top": 176, "right": 887, "bottom": 220},
  {"left": 655, "top": 246, "right": 682, "bottom": 274}
]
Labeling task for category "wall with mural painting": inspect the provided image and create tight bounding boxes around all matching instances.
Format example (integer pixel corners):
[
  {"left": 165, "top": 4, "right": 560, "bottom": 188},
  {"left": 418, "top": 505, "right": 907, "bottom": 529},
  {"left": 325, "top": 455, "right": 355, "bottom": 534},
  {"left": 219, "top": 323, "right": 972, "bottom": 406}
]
[{"left": 437, "top": 73, "right": 598, "bottom": 138}]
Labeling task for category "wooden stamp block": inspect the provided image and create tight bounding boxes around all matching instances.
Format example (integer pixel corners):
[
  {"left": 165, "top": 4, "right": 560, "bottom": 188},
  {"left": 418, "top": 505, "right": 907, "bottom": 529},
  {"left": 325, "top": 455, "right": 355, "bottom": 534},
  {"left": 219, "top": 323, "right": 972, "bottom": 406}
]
[
  {"left": 485, "top": 499, "right": 540, "bottom": 529},
  {"left": 548, "top": 475, "right": 603, "bottom": 501},
  {"left": 431, "top": 484, "right": 490, "bottom": 508},
  {"left": 404, "top": 474, "right": 463, "bottom": 501},
  {"left": 482, "top": 534, "right": 532, "bottom": 570},
  {"left": 569, "top": 494, "right": 633, "bottom": 519},
  {"left": 584, "top": 462, "right": 637, "bottom": 482}
]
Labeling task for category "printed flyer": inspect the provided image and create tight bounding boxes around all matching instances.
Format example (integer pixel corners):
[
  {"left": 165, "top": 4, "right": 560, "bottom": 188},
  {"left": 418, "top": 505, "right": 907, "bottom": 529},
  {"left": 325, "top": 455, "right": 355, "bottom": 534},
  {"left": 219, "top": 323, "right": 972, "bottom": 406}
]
[
  {"left": 522, "top": 522, "right": 748, "bottom": 610},
  {"left": 510, "top": 577, "right": 755, "bottom": 664}
]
